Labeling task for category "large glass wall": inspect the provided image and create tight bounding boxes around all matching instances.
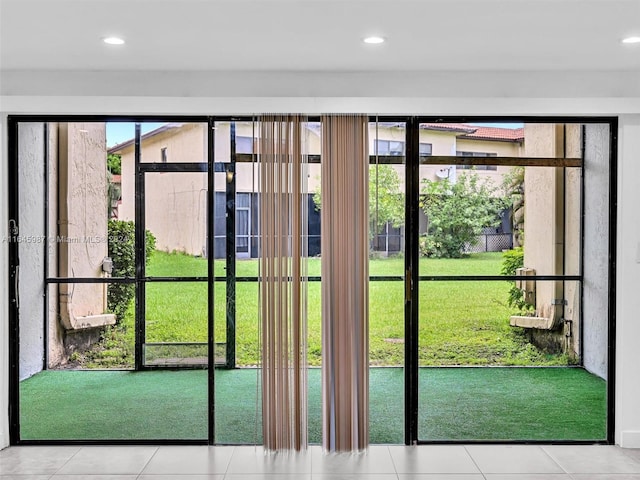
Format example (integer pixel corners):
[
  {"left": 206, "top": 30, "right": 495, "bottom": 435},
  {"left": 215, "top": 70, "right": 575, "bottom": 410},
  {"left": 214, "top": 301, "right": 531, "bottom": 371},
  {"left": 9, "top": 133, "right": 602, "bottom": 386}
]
[{"left": 9, "top": 117, "right": 614, "bottom": 445}]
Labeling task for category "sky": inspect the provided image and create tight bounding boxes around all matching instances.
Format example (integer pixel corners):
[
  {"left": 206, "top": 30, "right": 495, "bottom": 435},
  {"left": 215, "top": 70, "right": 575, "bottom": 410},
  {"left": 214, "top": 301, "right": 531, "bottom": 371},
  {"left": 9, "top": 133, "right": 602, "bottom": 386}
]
[
  {"left": 106, "top": 121, "right": 524, "bottom": 147},
  {"left": 106, "top": 122, "right": 166, "bottom": 147}
]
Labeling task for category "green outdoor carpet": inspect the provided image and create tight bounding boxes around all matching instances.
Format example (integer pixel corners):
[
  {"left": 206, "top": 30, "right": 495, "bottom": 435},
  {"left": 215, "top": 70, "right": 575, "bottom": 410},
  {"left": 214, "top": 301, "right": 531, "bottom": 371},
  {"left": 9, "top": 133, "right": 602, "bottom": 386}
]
[{"left": 19, "top": 367, "right": 606, "bottom": 442}]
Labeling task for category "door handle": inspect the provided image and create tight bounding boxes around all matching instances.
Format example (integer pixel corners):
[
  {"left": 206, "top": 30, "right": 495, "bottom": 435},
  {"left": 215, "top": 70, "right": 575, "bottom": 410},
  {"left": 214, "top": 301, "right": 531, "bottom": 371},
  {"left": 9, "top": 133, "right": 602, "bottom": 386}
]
[
  {"left": 14, "top": 265, "right": 19, "bottom": 309},
  {"left": 405, "top": 268, "right": 412, "bottom": 302}
]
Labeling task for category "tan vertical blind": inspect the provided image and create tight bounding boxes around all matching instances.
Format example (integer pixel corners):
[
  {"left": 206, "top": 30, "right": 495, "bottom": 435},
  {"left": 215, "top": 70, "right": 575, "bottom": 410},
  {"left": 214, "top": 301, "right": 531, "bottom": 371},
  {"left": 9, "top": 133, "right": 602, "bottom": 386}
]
[
  {"left": 321, "top": 115, "right": 370, "bottom": 452},
  {"left": 259, "top": 115, "right": 308, "bottom": 451}
]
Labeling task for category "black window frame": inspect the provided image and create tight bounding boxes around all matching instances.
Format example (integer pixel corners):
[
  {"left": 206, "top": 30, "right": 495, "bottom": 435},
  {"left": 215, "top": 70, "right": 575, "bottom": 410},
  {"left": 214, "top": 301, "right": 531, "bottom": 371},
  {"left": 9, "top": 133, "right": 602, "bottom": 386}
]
[{"left": 6, "top": 115, "right": 617, "bottom": 448}]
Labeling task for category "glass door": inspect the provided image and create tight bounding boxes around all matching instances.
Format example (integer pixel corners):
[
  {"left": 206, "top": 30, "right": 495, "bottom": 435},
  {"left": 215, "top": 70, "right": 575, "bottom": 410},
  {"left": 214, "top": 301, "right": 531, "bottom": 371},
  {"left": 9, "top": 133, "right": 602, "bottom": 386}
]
[
  {"left": 139, "top": 168, "right": 209, "bottom": 367},
  {"left": 407, "top": 120, "right": 612, "bottom": 443},
  {"left": 11, "top": 119, "right": 212, "bottom": 442},
  {"left": 368, "top": 119, "right": 406, "bottom": 443}
]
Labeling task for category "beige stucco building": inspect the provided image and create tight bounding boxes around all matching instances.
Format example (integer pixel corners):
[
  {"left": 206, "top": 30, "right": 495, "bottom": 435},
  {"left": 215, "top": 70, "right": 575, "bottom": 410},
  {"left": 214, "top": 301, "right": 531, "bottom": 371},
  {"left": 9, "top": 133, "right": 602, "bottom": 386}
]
[{"left": 110, "top": 121, "right": 524, "bottom": 258}]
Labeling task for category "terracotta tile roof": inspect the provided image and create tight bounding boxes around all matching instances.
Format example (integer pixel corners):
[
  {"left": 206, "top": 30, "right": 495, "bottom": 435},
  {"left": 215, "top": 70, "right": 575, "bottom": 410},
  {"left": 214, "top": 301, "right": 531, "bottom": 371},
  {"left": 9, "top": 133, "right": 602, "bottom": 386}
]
[
  {"left": 420, "top": 123, "right": 524, "bottom": 142},
  {"left": 460, "top": 126, "right": 525, "bottom": 142},
  {"left": 420, "top": 123, "right": 477, "bottom": 134}
]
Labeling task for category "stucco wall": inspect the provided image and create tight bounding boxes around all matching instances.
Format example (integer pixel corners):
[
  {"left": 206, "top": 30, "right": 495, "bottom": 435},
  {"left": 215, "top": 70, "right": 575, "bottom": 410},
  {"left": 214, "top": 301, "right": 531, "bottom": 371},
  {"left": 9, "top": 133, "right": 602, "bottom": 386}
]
[
  {"left": 117, "top": 124, "right": 208, "bottom": 256},
  {"left": 118, "top": 142, "right": 135, "bottom": 222},
  {"left": 563, "top": 125, "right": 583, "bottom": 359},
  {"left": 521, "top": 123, "right": 609, "bottom": 375},
  {"left": 523, "top": 124, "right": 565, "bottom": 336},
  {"left": 13, "top": 122, "right": 110, "bottom": 373},
  {"left": 46, "top": 125, "right": 65, "bottom": 367},
  {"left": 145, "top": 171, "right": 208, "bottom": 256},
  {"left": 17, "top": 123, "right": 46, "bottom": 380},
  {"left": 582, "top": 124, "right": 610, "bottom": 379},
  {"left": 456, "top": 138, "right": 522, "bottom": 188},
  {"left": 57, "top": 123, "right": 111, "bottom": 330}
]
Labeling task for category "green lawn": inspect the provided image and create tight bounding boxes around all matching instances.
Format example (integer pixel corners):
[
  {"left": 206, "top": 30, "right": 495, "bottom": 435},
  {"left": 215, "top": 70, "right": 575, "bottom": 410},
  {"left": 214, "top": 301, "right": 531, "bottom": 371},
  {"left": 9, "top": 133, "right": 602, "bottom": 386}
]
[
  {"left": 19, "top": 367, "right": 606, "bottom": 442},
  {"left": 79, "top": 251, "right": 568, "bottom": 368}
]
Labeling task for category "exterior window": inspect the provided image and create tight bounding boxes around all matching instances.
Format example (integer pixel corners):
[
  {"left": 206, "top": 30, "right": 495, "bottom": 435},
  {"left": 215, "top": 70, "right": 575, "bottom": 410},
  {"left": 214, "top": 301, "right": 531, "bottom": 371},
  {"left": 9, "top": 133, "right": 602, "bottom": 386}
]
[
  {"left": 455, "top": 151, "right": 497, "bottom": 170},
  {"left": 419, "top": 143, "right": 432, "bottom": 156},
  {"left": 160, "top": 147, "right": 168, "bottom": 163},
  {"left": 236, "top": 136, "right": 254, "bottom": 154},
  {"left": 375, "top": 139, "right": 405, "bottom": 156}
]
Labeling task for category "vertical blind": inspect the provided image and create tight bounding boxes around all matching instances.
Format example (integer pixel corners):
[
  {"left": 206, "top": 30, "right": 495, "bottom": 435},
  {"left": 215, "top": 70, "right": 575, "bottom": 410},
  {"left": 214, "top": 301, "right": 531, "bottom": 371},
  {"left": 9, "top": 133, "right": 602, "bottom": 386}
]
[
  {"left": 259, "top": 115, "right": 309, "bottom": 451},
  {"left": 321, "top": 115, "right": 370, "bottom": 452}
]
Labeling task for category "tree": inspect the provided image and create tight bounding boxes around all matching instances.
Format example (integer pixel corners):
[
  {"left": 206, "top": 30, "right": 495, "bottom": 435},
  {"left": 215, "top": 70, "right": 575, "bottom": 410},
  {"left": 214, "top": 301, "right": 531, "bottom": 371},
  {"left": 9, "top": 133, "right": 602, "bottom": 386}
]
[
  {"left": 107, "top": 153, "right": 122, "bottom": 175},
  {"left": 419, "top": 172, "right": 507, "bottom": 258},
  {"left": 369, "top": 164, "right": 404, "bottom": 234},
  {"left": 312, "top": 164, "right": 404, "bottom": 239},
  {"left": 502, "top": 166, "right": 525, "bottom": 247}
]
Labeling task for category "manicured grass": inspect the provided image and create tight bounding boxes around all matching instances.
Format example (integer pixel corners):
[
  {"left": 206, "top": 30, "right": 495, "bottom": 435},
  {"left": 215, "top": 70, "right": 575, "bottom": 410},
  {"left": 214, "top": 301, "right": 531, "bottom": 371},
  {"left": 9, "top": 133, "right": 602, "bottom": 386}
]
[
  {"left": 83, "top": 251, "right": 567, "bottom": 367},
  {"left": 20, "top": 367, "right": 606, "bottom": 442}
]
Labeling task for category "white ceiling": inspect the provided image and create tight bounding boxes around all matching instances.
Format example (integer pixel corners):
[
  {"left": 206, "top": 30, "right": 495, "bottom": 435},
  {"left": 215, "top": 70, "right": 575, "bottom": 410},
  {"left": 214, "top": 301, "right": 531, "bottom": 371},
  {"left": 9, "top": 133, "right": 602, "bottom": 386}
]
[{"left": 1, "top": 0, "right": 639, "bottom": 73}]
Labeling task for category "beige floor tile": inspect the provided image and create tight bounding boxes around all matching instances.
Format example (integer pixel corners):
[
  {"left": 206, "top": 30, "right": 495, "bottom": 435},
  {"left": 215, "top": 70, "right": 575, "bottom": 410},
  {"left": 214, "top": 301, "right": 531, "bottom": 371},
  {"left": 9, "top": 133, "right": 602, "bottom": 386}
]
[
  {"left": 54, "top": 446, "right": 157, "bottom": 475},
  {"left": 397, "top": 475, "right": 485, "bottom": 480},
  {"left": 483, "top": 475, "right": 572, "bottom": 480},
  {"left": 465, "top": 445, "right": 564, "bottom": 474},
  {"left": 141, "top": 446, "right": 234, "bottom": 475},
  {"left": 543, "top": 445, "right": 640, "bottom": 474},
  {"left": 139, "top": 475, "right": 224, "bottom": 480},
  {"left": 313, "top": 474, "right": 398, "bottom": 480},
  {"left": 0, "top": 446, "right": 80, "bottom": 475},
  {"left": 52, "top": 476, "right": 138, "bottom": 480},
  {"left": 311, "top": 446, "right": 395, "bottom": 475},
  {"left": 389, "top": 445, "right": 480, "bottom": 474},
  {"left": 225, "top": 474, "right": 311, "bottom": 480},
  {"left": 225, "top": 446, "right": 311, "bottom": 475}
]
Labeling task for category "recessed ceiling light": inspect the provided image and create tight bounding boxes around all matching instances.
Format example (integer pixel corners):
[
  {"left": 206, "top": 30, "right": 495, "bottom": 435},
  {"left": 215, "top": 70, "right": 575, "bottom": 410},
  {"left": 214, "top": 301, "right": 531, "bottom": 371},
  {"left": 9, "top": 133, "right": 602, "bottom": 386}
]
[
  {"left": 622, "top": 36, "right": 640, "bottom": 44},
  {"left": 103, "top": 37, "right": 125, "bottom": 45},
  {"left": 363, "top": 36, "right": 385, "bottom": 45}
]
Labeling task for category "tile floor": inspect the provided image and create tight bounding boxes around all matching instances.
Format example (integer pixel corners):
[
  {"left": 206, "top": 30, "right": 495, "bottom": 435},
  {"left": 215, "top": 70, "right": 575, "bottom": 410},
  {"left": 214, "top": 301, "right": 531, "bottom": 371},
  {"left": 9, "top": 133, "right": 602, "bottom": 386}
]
[{"left": 2, "top": 444, "right": 640, "bottom": 479}]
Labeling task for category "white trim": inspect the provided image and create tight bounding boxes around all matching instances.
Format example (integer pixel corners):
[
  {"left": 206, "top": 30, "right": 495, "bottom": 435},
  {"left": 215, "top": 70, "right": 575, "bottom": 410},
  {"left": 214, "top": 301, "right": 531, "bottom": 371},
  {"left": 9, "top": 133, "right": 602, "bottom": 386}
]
[
  {"left": 620, "top": 431, "right": 640, "bottom": 449},
  {"left": 2, "top": 96, "right": 640, "bottom": 117}
]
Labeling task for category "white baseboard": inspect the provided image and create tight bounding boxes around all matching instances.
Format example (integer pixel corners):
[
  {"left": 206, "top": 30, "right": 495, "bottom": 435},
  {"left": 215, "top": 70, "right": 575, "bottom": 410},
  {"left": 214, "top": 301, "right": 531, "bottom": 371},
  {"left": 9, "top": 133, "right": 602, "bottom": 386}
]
[{"left": 620, "top": 431, "right": 640, "bottom": 448}]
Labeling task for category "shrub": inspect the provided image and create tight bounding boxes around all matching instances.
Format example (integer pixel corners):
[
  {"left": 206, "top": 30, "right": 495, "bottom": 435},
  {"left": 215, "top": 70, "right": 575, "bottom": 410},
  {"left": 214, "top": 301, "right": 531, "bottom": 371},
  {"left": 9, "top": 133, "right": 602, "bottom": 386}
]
[
  {"left": 501, "top": 247, "right": 533, "bottom": 312},
  {"left": 313, "top": 164, "right": 404, "bottom": 243},
  {"left": 107, "top": 220, "right": 156, "bottom": 321},
  {"left": 420, "top": 173, "right": 507, "bottom": 258},
  {"left": 500, "top": 246, "right": 524, "bottom": 276},
  {"left": 419, "top": 234, "right": 441, "bottom": 257}
]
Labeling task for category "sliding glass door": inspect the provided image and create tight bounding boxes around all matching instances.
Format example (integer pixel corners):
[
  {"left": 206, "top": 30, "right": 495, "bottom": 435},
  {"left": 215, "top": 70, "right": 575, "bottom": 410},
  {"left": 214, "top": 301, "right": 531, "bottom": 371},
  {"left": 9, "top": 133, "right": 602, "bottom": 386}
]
[
  {"left": 8, "top": 115, "right": 615, "bottom": 446},
  {"left": 10, "top": 119, "right": 212, "bottom": 442},
  {"left": 406, "top": 120, "right": 613, "bottom": 443}
]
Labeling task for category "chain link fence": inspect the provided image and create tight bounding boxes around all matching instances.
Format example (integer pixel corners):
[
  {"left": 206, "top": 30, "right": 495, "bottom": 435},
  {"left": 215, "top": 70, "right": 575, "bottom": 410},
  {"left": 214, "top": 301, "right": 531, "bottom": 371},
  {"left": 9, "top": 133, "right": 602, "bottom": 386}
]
[{"left": 464, "top": 233, "right": 513, "bottom": 253}]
